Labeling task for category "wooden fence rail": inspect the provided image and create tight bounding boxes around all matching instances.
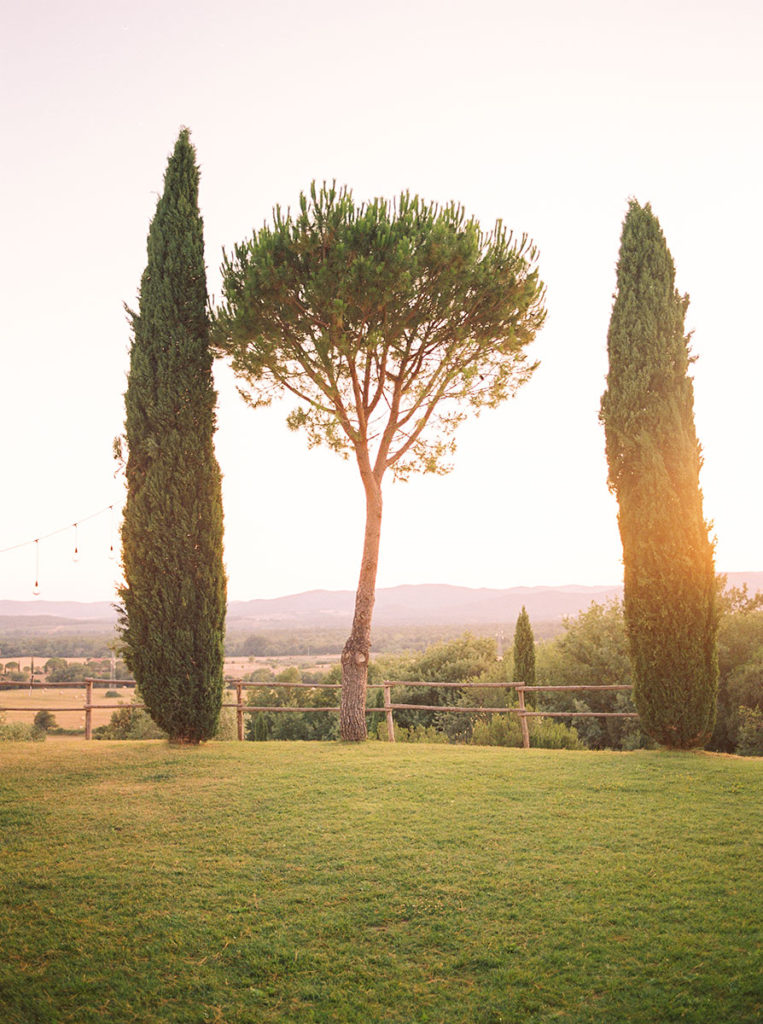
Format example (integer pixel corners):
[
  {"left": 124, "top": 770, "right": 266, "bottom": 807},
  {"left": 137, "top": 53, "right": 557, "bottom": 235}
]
[{"left": 1, "top": 679, "right": 638, "bottom": 748}]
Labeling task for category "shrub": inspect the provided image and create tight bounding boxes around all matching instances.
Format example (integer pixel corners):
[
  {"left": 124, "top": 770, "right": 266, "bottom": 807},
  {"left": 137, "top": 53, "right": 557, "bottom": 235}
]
[
  {"left": 736, "top": 706, "right": 763, "bottom": 757},
  {"left": 98, "top": 705, "right": 166, "bottom": 740},
  {"left": 248, "top": 713, "right": 269, "bottom": 742},
  {"left": 0, "top": 722, "right": 46, "bottom": 742},
  {"left": 213, "top": 707, "right": 238, "bottom": 741},
  {"left": 470, "top": 713, "right": 583, "bottom": 750},
  {"left": 33, "top": 709, "right": 58, "bottom": 732},
  {"left": 374, "top": 721, "right": 449, "bottom": 743}
]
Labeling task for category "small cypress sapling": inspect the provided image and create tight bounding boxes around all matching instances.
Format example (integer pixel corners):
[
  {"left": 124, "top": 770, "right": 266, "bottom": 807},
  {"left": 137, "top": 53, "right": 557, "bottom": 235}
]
[{"left": 513, "top": 606, "right": 536, "bottom": 685}]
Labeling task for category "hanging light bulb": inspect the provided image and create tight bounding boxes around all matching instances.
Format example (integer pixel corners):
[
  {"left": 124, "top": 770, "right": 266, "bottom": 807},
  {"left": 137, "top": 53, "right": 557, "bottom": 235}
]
[
  {"left": 108, "top": 505, "right": 117, "bottom": 560},
  {"left": 72, "top": 522, "right": 79, "bottom": 563},
  {"left": 33, "top": 539, "right": 41, "bottom": 596}
]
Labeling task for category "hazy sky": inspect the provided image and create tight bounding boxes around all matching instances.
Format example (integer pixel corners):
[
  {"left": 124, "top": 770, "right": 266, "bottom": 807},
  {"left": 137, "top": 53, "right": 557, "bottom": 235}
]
[{"left": 1, "top": 0, "right": 761, "bottom": 602}]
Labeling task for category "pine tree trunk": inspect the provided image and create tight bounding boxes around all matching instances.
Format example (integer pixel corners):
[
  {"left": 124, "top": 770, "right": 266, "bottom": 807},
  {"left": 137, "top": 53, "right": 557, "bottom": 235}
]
[{"left": 340, "top": 473, "right": 383, "bottom": 742}]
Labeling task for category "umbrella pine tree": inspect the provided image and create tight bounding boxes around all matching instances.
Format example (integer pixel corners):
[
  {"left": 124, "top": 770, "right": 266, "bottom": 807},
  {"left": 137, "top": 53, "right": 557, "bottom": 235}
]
[
  {"left": 119, "top": 129, "right": 227, "bottom": 744},
  {"left": 215, "top": 183, "right": 545, "bottom": 740}
]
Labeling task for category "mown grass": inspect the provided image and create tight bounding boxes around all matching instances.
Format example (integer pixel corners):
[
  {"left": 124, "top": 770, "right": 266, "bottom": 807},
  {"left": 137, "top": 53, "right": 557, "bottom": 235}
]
[{"left": 0, "top": 741, "right": 760, "bottom": 1024}]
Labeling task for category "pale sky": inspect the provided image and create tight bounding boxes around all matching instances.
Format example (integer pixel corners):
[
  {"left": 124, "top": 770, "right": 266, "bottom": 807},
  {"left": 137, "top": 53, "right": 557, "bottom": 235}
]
[{"left": 1, "top": 0, "right": 761, "bottom": 602}]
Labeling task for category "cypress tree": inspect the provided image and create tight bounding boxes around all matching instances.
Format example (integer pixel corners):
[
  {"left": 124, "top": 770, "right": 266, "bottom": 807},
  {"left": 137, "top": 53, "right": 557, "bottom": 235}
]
[
  {"left": 119, "top": 128, "right": 227, "bottom": 744},
  {"left": 513, "top": 606, "right": 536, "bottom": 708},
  {"left": 600, "top": 200, "right": 718, "bottom": 749}
]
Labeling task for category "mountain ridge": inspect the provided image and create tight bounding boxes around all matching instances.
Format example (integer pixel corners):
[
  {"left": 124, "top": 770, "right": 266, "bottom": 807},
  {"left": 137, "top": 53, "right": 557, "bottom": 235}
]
[{"left": 1, "top": 572, "right": 760, "bottom": 629}]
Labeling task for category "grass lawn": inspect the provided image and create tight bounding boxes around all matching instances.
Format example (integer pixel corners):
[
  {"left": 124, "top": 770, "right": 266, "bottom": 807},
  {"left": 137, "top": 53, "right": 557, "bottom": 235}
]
[{"left": 0, "top": 741, "right": 760, "bottom": 1023}]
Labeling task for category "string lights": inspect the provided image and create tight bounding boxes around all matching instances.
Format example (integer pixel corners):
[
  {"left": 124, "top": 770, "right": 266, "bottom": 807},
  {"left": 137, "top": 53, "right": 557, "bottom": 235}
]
[{"left": 0, "top": 504, "right": 118, "bottom": 596}]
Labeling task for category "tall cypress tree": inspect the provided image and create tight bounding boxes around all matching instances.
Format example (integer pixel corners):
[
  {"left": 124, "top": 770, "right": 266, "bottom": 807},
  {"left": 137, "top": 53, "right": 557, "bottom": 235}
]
[
  {"left": 600, "top": 200, "right": 718, "bottom": 749},
  {"left": 119, "top": 128, "right": 227, "bottom": 744},
  {"left": 513, "top": 605, "right": 536, "bottom": 685}
]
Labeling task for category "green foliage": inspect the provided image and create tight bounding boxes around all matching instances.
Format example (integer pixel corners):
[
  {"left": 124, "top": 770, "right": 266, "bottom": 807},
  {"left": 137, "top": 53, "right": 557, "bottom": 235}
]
[
  {"left": 536, "top": 601, "right": 650, "bottom": 751},
  {"left": 42, "top": 658, "right": 128, "bottom": 683},
  {"left": 33, "top": 709, "right": 57, "bottom": 732},
  {"left": 243, "top": 667, "right": 276, "bottom": 682},
  {"left": 381, "top": 634, "right": 502, "bottom": 739},
  {"left": 374, "top": 721, "right": 449, "bottom": 743},
  {"left": 0, "top": 634, "right": 118, "bottom": 660},
  {"left": 0, "top": 721, "right": 45, "bottom": 742},
  {"left": 249, "top": 713, "right": 268, "bottom": 742},
  {"left": 712, "top": 655, "right": 763, "bottom": 755},
  {"left": 405, "top": 632, "right": 497, "bottom": 682},
  {"left": 470, "top": 713, "right": 583, "bottom": 749},
  {"left": 736, "top": 705, "right": 763, "bottom": 756},
  {"left": 710, "top": 594, "right": 763, "bottom": 752},
  {"left": 512, "top": 606, "right": 535, "bottom": 685},
  {"left": 244, "top": 667, "right": 339, "bottom": 742},
  {"left": 600, "top": 200, "right": 718, "bottom": 748},
  {"left": 215, "top": 182, "right": 546, "bottom": 481},
  {"left": 97, "top": 704, "right": 167, "bottom": 741},
  {"left": 119, "top": 128, "right": 226, "bottom": 744},
  {"left": 46, "top": 661, "right": 86, "bottom": 682},
  {"left": 215, "top": 182, "right": 545, "bottom": 741},
  {"left": 213, "top": 705, "right": 238, "bottom": 742}
]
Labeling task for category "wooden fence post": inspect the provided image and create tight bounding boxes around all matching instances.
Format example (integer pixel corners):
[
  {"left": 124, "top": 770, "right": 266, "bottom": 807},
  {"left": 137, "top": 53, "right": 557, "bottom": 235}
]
[
  {"left": 85, "top": 679, "right": 93, "bottom": 741},
  {"left": 384, "top": 683, "right": 395, "bottom": 743},
  {"left": 516, "top": 685, "right": 530, "bottom": 749},
  {"left": 236, "top": 684, "right": 244, "bottom": 742}
]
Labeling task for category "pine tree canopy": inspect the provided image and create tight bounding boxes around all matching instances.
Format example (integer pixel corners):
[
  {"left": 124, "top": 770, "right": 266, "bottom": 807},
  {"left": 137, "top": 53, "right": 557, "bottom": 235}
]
[{"left": 214, "top": 182, "right": 546, "bottom": 482}]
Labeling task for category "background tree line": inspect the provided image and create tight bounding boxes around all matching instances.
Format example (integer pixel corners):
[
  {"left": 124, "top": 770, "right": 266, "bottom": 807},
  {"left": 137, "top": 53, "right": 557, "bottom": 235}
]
[{"left": 240, "top": 583, "right": 761, "bottom": 755}]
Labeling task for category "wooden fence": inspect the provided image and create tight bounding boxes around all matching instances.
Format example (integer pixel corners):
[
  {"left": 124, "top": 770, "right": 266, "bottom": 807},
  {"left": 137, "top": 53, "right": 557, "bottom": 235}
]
[{"left": 1, "top": 679, "right": 638, "bottom": 748}]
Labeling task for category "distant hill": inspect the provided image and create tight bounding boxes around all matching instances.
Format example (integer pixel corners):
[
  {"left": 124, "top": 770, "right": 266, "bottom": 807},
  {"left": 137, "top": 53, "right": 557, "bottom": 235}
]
[
  {"left": 2, "top": 572, "right": 760, "bottom": 632},
  {"left": 226, "top": 583, "right": 628, "bottom": 628}
]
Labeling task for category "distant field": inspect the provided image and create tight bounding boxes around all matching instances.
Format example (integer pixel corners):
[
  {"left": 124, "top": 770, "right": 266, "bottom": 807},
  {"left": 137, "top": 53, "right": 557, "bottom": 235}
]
[
  {"left": 0, "top": 742, "right": 760, "bottom": 1023},
  {"left": 0, "top": 656, "right": 338, "bottom": 732},
  {"left": 0, "top": 655, "right": 337, "bottom": 677},
  {"left": 0, "top": 686, "right": 130, "bottom": 730}
]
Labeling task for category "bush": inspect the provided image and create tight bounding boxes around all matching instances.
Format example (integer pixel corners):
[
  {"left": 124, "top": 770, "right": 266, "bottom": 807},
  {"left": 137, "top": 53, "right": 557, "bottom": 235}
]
[
  {"left": 710, "top": 640, "right": 763, "bottom": 754},
  {"left": 0, "top": 721, "right": 46, "bottom": 742},
  {"left": 33, "top": 709, "right": 58, "bottom": 732},
  {"left": 97, "top": 704, "right": 166, "bottom": 740},
  {"left": 248, "top": 713, "right": 269, "bottom": 741},
  {"left": 470, "top": 713, "right": 583, "bottom": 750},
  {"left": 46, "top": 662, "right": 88, "bottom": 682},
  {"left": 736, "top": 706, "right": 763, "bottom": 757},
  {"left": 374, "top": 721, "right": 449, "bottom": 743},
  {"left": 105, "top": 691, "right": 122, "bottom": 699},
  {"left": 213, "top": 706, "right": 238, "bottom": 741}
]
